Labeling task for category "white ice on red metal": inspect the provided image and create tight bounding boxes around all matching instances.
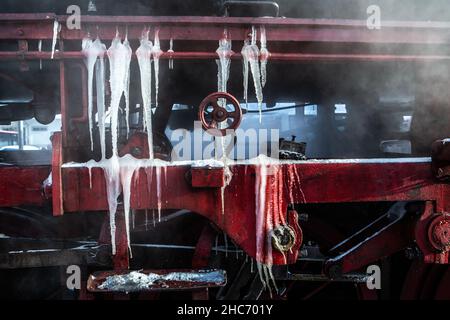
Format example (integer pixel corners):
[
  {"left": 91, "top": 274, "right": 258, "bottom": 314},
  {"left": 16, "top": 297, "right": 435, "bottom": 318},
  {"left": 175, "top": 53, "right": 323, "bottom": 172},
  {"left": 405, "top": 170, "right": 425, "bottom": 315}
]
[
  {"left": 102, "top": 156, "right": 121, "bottom": 255},
  {"left": 253, "top": 154, "right": 286, "bottom": 293},
  {"left": 151, "top": 29, "right": 164, "bottom": 220},
  {"left": 73, "top": 33, "right": 433, "bottom": 291}
]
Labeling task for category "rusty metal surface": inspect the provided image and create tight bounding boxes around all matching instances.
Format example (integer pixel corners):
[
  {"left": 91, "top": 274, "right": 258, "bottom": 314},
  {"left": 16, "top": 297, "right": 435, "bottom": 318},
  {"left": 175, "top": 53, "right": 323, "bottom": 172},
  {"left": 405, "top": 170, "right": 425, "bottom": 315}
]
[
  {"left": 416, "top": 202, "right": 450, "bottom": 264},
  {"left": 191, "top": 167, "right": 226, "bottom": 188},
  {"left": 0, "top": 165, "right": 50, "bottom": 207}
]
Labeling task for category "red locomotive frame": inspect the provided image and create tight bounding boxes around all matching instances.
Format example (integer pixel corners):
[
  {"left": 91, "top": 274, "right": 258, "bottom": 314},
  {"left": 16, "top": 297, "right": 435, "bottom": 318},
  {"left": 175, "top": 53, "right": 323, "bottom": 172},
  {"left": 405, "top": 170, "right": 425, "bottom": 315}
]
[{"left": 0, "top": 13, "right": 448, "bottom": 297}]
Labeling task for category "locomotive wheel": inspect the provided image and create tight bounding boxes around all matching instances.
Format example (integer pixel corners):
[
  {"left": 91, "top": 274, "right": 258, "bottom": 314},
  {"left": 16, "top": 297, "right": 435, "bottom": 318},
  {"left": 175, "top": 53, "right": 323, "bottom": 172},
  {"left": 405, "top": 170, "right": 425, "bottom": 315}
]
[{"left": 401, "top": 260, "right": 450, "bottom": 299}]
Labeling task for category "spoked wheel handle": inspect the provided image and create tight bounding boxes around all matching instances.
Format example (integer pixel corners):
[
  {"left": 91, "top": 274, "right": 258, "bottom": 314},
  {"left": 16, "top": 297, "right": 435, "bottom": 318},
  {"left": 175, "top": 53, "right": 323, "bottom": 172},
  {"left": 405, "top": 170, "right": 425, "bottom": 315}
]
[{"left": 198, "top": 92, "right": 242, "bottom": 136}]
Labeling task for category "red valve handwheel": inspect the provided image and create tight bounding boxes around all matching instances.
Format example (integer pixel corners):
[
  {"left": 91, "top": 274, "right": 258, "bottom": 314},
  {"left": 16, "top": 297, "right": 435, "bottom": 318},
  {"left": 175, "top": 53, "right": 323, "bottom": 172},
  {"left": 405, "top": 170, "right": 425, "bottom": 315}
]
[{"left": 198, "top": 92, "right": 242, "bottom": 136}]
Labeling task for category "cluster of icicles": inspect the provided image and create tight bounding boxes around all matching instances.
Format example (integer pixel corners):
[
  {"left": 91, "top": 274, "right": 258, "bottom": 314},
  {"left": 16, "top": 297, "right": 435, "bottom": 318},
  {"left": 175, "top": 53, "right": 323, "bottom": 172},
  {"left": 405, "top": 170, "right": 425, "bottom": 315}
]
[
  {"left": 70, "top": 26, "right": 284, "bottom": 293},
  {"left": 80, "top": 28, "right": 166, "bottom": 256}
]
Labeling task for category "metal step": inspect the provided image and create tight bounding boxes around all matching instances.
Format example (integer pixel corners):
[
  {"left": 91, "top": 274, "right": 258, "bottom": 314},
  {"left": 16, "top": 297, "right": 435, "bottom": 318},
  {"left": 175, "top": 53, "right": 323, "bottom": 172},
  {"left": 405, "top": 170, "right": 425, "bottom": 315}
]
[{"left": 87, "top": 268, "right": 226, "bottom": 293}]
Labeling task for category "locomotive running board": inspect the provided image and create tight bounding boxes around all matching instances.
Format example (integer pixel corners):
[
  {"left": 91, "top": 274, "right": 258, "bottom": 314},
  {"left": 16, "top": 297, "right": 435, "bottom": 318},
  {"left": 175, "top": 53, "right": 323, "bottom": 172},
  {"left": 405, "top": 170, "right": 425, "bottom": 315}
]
[{"left": 87, "top": 269, "right": 226, "bottom": 293}]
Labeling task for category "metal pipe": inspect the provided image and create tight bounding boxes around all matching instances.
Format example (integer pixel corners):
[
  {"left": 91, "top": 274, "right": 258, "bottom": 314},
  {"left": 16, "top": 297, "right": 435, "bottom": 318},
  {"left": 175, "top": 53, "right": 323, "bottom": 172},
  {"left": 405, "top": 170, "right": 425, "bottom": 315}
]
[{"left": 0, "top": 51, "right": 449, "bottom": 62}]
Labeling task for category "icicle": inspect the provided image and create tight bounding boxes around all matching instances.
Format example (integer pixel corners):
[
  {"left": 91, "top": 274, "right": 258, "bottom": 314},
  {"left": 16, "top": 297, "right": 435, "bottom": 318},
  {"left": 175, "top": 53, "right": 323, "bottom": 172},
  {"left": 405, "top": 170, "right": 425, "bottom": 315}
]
[
  {"left": 38, "top": 40, "right": 42, "bottom": 70},
  {"left": 215, "top": 29, "right": 233, "bottom": 216},
  {"left": 95, "top": 47, "right": 107, "bottom": 159},
  {"left": 82, "top": 36, "right": 106, "bottom": 152},
  {"left": 167, "top": 38, "right": 174, "bottom": 70},
  {"left": 87, "top": 164, "right": 93, "bottom": 189},
  {"left": 254, "top": 156, "right": 279, "bottom": 295},
  {"left": 152, "top": 29, "right": 163, "bottom": 108},
  {"left": 81, "top": 36, "right": 93, "bottom": 149},
  {"left": 107, "top": 31, "right": 132, "bottom": 156},
  {"left": 250, "top": 27, "right": 263, "bottom": 122},
  {"left": 51, "top": 19, "right": 60, "bottom": 59},
  {"left": 123, "top": 29, "right": 132, "bottom": 137},
  {"left": 163, "top": 165, "right": 167, "bottom": 186},
  {"left": 259, "top": 26, "right": 269, "bottom": 88},
  {"left": 136, "top": 29, "right": 154, "bottom": 159},
  {"left": 156, "top": 166, "right": 162, "bottom": 221},
  {"left": 103, "top": 157, "right": 121, "bottom": 255},
  {"left": 216, "top": 29, "right": 232, "bottom": 104},
  {"left": 103, "top": 31, "right": 132, "bottom": 253},
  {"left": 120, "top": 163, "right": 137, "bottom": 257},
  {"left": 255, "top": 161, "right": 268, "bottom": 265},
  {"left": 241, "top": 39, "right": 250, "bottom": 108},
  {"left": 242, "top": 27, "right": 263, "bottom": 123}
]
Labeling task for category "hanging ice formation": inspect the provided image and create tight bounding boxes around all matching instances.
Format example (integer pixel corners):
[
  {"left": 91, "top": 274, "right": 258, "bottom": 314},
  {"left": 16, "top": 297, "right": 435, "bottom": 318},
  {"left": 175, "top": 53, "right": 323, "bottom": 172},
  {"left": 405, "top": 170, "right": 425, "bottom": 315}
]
[
  {"left": 216, "top": 30, "right": 232, "bottom": 96},
  {"left": 73, "top": 26, "right": 291, "bottom": 285},
  {"left": 215, "top": 29, "right": 234, "bottom": 216},
  {"left": 124, "top": 30, "right": 132, "bottom": 137},
  {"left": 82, "top": 35, "right": 107, "bottom": 153},
  {"left": 51, "top": 19, "right": 60, "bottom": 59},
  {"left": 136, "top": 29, "right": 154, "bottom": 159},
  {"left": 259, "top": 26, "right": 269, "bottom": 88},
  {"left": 241, "top": 38, "right": 250, "bottom": 109},
  {"left": 151, "top": 29, "right": 164, "bottom": 221},
  {"left": 253, "top": 155, "right": 286, "bottom": 295},
  {"left": 38, "top": 40, "right": 42, "bottom": 70},
  {"left": 107, "top": 30, "right": 132, "bottom": 157},
  {"left": 102, "top": 31, "right": 133, "bottom": 254},
  {"left": 95, "top": 46, "right": 107, "bottom": 160},
  {"left": 215, "top": 29, "right": 232, "bottom": 161},
  {"left": 241, "top": 26, "right": 264, "bottom": 122},
  {"left": 152, "top": 29, "right": 163, "bottom": 108}
]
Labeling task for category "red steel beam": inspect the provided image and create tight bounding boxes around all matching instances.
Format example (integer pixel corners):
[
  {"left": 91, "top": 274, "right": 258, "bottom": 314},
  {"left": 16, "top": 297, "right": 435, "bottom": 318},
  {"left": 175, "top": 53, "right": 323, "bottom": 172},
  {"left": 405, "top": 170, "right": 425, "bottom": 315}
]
[
  {"left": 1, "top": 14, "right": 450, "bottom": 45},
  {"left": 61, "top": 159, "right": 448, "bottom": 213},
  {"left": 59, "top": 158, "right": 449, "bottom": 264},
  {"left": 0, "top": 166, "right": 50, "bottom": 207}
]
